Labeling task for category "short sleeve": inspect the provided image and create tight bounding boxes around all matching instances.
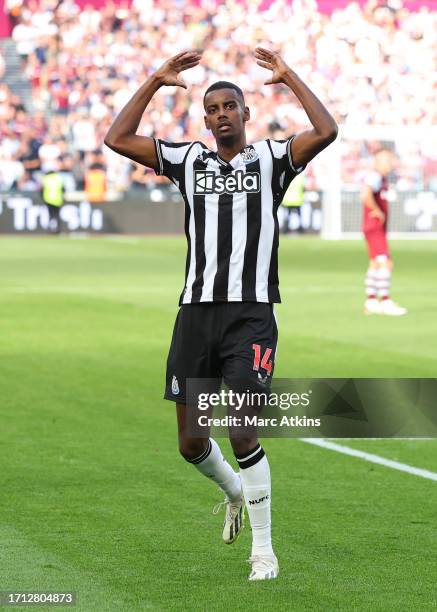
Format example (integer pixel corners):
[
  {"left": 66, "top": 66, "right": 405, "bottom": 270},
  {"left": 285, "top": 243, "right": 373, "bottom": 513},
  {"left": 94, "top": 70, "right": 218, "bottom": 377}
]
[
  {"left": 269, "top": 135, "right": 306, "bottom": 175},
  {"left": 154, "top": 139, "right": 194, "bottom": 184},
  {"left": 363, "top": 171, "right": 382, "bottom": 193},
  {"left": 267, "top": 136, "right": 306, "bottom": 205}
]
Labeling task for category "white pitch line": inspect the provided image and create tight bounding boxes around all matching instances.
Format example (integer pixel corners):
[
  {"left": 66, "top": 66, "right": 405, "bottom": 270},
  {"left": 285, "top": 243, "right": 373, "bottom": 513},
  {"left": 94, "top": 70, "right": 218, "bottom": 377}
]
[{"left": 300, "top": 438, "right": 437, "bottom": 482}]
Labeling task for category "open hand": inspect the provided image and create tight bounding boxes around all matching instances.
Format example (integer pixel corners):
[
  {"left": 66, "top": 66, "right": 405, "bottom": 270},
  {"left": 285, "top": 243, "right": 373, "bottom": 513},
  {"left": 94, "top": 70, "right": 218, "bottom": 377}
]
[
  {"left": 154, "top": 50, "right": 202, "bottom": 89},
  {"left": 254, "top": 47, "right": 291, "bottom": 85}
]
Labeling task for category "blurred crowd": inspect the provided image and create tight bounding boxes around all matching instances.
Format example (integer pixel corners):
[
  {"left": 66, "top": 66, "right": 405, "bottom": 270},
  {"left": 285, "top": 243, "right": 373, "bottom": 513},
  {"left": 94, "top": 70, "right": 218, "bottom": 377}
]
[{"left": 1, "top": 0, "right": 436, "bottom": 196}]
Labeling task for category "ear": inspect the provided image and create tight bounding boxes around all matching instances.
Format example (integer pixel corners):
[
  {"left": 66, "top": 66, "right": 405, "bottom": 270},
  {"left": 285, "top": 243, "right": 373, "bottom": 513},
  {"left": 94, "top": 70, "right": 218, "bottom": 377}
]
[
  {"left": 243, "top": 106, "right": 250, "bottom": 123},
  {"left": 204, "top": 114, "right": 210, "bottom": 130}
]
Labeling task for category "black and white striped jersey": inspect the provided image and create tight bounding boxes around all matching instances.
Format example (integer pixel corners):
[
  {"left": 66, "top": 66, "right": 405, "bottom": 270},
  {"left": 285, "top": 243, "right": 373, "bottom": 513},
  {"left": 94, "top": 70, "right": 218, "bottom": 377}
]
[{"left": 154, "top": 136, "right": 305, "bottom": 305}]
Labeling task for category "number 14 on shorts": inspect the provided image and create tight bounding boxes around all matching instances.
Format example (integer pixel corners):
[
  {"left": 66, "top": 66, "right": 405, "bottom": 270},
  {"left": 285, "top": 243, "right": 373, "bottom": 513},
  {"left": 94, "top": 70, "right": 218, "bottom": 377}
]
[{"left": 252, "top": 344, "right": 273, "bottom": 374}]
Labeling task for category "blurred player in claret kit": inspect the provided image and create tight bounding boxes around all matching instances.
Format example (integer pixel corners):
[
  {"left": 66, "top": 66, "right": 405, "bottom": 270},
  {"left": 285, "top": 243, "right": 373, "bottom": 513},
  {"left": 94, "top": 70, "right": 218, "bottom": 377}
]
[
  {"left": 362, "top": 148, "right": 407, "bottom": 316},
  {"left": 104, "top": 47, "right": 337, "bottom": 580}
]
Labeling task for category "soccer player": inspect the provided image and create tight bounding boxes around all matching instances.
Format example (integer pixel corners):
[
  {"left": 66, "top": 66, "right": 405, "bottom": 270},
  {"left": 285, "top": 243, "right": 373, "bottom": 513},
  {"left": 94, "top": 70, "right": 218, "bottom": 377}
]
[
  {"left": 104, "top": 48, "right": 338, "bottom": 580},
  {"left": 362, "top": 148, "right": 407, "bottom": 316}
]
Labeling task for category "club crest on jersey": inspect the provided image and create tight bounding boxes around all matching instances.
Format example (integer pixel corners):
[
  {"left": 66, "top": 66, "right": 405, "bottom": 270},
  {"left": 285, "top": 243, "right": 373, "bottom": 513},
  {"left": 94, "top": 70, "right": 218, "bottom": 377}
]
[
  {"left": 240, "top": 147, "right": 259, "bottom": 164},
  {"left": 194, "top": 170, "right": 260, "bottom": 195}
]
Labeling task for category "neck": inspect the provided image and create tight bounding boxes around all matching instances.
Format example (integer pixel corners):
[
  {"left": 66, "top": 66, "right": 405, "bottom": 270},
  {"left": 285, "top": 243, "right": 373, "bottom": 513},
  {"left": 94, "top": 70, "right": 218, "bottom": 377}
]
[{"left": 216, "top": 135, "right": 247, "bottom": 162}]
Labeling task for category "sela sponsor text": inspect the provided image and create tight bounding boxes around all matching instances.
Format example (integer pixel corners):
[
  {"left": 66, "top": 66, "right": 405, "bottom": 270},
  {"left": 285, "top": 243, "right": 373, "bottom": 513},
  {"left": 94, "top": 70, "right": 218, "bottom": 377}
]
[{"left": 194, "top": 170, "right": 260, "bottom": 195}]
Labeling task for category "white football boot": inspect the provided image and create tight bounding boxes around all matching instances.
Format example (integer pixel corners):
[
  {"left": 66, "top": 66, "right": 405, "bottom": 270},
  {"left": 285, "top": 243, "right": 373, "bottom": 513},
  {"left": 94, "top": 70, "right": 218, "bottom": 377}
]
[
  {"left": 213, "top": 493, "right": 245, "bottom": 544},
  {"left": 248, "top": 554, "right": 279, "bottom": 581},
  {"left": 379, "top": 298, "right": 407, "bottom": 316},
  {"left": 364, "top": 298, "right": 382, "bottom": 315}
]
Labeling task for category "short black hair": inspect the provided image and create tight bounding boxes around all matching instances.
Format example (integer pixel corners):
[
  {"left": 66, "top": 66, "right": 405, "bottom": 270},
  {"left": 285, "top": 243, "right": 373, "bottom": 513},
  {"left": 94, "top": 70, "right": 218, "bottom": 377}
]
[{"left": 203, "top": 81, "right": 245, "bottom": 107}]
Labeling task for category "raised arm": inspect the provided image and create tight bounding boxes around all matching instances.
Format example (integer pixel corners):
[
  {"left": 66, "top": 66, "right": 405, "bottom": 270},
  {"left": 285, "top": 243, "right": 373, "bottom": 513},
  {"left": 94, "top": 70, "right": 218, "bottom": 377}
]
[
  {"left": 104, "top": 50, "right": 202, "bottom": 169},
  {"left": 254, "top": 47, "right": 338, "bottom": 168}
]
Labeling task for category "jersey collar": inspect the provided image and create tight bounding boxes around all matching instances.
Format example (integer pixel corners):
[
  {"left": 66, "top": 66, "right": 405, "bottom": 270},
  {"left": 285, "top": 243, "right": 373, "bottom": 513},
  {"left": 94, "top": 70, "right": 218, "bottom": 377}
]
[{"left": 216, "top": 145, "right": 250, "bottom": 169}]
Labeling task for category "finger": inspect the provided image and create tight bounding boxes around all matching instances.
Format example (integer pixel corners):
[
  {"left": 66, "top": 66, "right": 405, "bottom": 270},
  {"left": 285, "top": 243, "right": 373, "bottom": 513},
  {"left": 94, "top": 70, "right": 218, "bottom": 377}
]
[
  {"left": 181, "top": 59, "right": 201, "bottom": 66},
  {"left": 256, "top": 60, "right": 272, "bottom": 70},
  {"left": 177, "top": 54, "right": 202, "bottom": 67},
  {"left": 255, "top": 51, "right": 274, "bottom": 64},
  {"left": 180, "top": 54, "right": 202, "bottom": 64},
  {"left": 176, "top": 78, "right": 187, "bottom": 89},
  {"left": 264, "top": 79, "right": 274, "bottom": 86},
  {"left": 255, "top": 47, "right": 272, "bottom": 57},
  {"left": 182, "top": 49, "right": 203, "bottom": 57},
  {"left": 254, "top": 52, "right": 270, "bottom": 62},
  {"left": 173, "top": 50, "right": 201, "bottom": 65},
  {"left": 180, "top": 57, "right": 201, "bottom": 67},
  {"left": 180, "top": 51, "right": 202, "bottom": 58},
  {"left": 179, "top": 49, "right": 202, "bottom": 57},
  {"left": 180, "top": 61, "right": 201, "bottom": 71},
  {"left": 254, "top": 51, "right": 269, "bottom": 60},
  {"left": 172, "top": 50, "right": 193, "bottom": 60}
]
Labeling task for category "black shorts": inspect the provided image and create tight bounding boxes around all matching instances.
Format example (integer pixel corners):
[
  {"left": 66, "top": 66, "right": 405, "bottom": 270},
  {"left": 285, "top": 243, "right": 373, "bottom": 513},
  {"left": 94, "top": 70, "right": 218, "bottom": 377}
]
[{"left": 164, "top": 302, "right": 278, "bottom": 404}]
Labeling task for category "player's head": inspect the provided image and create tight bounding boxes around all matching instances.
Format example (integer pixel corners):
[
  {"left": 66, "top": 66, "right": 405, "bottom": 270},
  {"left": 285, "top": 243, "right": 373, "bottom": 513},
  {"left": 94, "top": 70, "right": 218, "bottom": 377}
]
[
  {"left": 203, "top": 81, "right": 250, "bottom": 144},
  {"left": 374, "top": 147, "right": 394, "bottom": 176}
]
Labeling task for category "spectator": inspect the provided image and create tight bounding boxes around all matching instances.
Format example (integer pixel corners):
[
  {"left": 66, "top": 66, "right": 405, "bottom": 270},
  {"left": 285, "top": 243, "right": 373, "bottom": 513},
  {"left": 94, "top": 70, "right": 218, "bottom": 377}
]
[
  {"left": 0, "top": 148, "right": 24, "bottom": 190},
  {"left": 5, "top": 0, "right": 24, "bottom": 33},
  {"left": 130, "top": 162, "right": 153, "bottom": 190},
  {"left": 72, "top": 110, "right": 97, "bottom": 154},
  {"left": 84, "top": 151, "right": 107, "bottom": 202},
  {"left": 40, "top": 161, "right": 65, "bottom": 233},
  {"left": 2, "top": 0, "right": 435, "bottom": 196},
  {"left": 12, "top": 14, "right": 38, "bottom": 66},
  {"left": 38, "top": 134, "right": 61, "bottom": 172},
  {"left": 16, "top": 129, "right": 41, "bottom": 177}
]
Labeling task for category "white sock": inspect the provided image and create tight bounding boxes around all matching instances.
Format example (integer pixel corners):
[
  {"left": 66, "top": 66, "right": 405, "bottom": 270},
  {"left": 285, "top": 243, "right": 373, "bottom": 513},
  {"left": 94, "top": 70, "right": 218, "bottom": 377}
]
[
  {"left": 188, "top": 438, "right": 241, "bottom": 502},
  {"left": 236, "top": 444, "right": 274, "bottom": 558},
  {"left": 375, "top": 266, "right": 391, "bottom": 299},
  {"left": 365, "top": 267, "right": 377, "bottom": 298}
]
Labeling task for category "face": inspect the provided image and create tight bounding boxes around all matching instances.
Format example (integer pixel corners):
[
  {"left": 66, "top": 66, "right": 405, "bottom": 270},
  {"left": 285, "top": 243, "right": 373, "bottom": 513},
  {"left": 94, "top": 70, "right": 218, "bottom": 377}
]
[
  {"left": 204, "top": 88, "right": 250, "bottom": 143},
  {"left": 375, "top": 150, "right": 394, "bottom": 176}
]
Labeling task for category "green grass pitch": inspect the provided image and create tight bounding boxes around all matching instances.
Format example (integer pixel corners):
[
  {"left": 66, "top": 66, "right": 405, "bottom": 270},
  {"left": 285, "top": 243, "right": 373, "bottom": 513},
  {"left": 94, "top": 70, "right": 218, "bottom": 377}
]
[{"left": 1, "top": 236, "right": 436, "bottom": 611}]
